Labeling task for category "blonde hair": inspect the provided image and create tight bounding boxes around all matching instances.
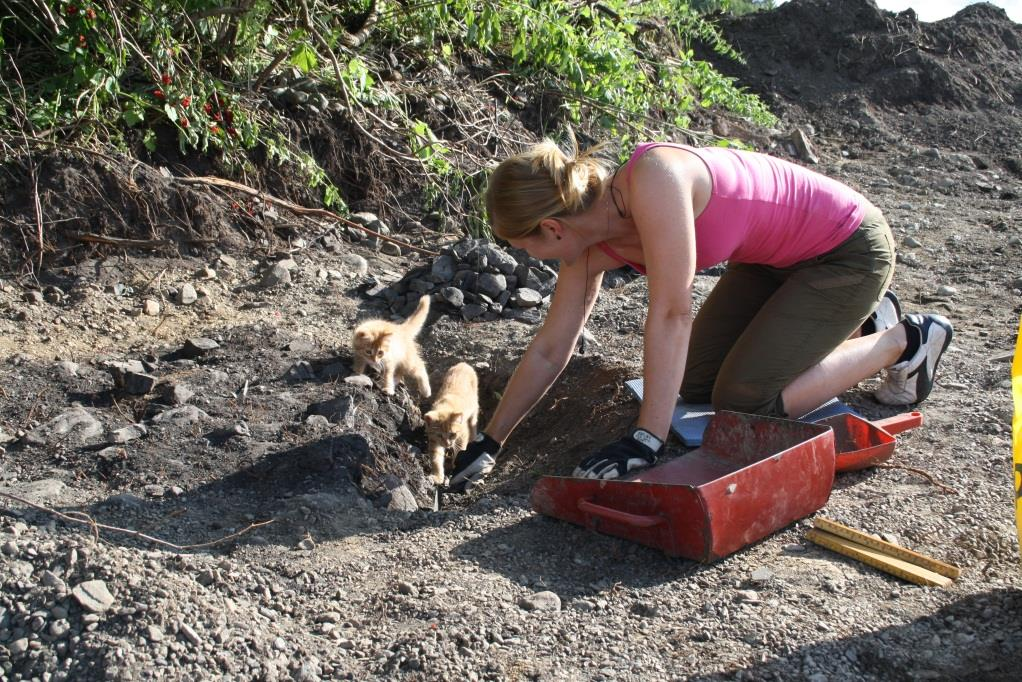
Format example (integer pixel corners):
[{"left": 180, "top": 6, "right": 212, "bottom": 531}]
[{"left": 486, "top": 134, "right": 613, "bottom": 240}]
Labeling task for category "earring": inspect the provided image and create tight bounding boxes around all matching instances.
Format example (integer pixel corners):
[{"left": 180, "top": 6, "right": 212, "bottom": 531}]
[{"left": 556, "top": 236, "right": 562, "bottom": 240}]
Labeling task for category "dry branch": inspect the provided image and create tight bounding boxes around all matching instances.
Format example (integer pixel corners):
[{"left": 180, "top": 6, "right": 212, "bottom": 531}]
[
  {"left": 173, "top": 174, "right": 440, "bottom": 256},
  {"left": 0, "top": 491, "right": 274, "bottom": 551}
]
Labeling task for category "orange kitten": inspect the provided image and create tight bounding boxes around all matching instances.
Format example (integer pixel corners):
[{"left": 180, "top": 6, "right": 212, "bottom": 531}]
[
  {"left": 351, "top": 296, "right": 431, "bottom": 398},
  {"left": 424, "top": 362, "right": 479, "bottom": 484}
]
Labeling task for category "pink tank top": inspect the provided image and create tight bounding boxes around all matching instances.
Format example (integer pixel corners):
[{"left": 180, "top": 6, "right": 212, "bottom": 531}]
[{"left": 599, "top": 143, "right": 867, "bottom": 273}]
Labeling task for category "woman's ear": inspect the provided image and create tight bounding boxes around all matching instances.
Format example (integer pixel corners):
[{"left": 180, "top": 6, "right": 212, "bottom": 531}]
[{"left": 538, "top": 217, "right": 563, "bottom": 241}]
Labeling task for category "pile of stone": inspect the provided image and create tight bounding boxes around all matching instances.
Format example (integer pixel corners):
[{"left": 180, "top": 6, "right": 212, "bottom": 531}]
[{"left": 368, "top": 238, "right": 558, "bottom": 324}]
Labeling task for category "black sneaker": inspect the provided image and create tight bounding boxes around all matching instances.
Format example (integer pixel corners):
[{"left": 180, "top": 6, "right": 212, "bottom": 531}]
[{"left": 874, "top": 313, "right": 953, "bottom": 405}]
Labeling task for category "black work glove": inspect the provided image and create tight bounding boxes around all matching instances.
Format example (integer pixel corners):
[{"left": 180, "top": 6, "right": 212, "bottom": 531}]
[
  {"left": 573, "top": 427, "right": 663, "bottom": 480},
  {"left": 447, "top": 432, "right": 501, "bottom": 493}
]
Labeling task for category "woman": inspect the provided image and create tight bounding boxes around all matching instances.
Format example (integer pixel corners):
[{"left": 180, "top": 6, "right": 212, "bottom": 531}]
[{"left": 448, "top": 137, "right": 952, "bottom": 490}]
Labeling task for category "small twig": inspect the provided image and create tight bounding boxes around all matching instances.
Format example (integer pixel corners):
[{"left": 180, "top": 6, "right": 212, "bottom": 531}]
[
  {"left": 876, "top": 463, "right": 958, "bottom": 495},
  {"left": 74, "top": 233, "right": 173, "bottom": 249},
  {"left": 0, "top": 491, "right": 274, "bottom": 550},
  {"left": 25, "top": 390, "right": 46, "bottom": 424}
]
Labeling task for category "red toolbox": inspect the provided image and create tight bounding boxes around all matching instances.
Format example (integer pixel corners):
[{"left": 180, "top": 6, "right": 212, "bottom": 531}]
[{"left": 530, "top": 411, "right": 836, "bottom": 562}]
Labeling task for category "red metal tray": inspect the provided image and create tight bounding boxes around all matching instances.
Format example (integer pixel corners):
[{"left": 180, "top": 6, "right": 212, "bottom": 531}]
[{"left": 530, "top": 411, "right": 835, "bottom": 562}]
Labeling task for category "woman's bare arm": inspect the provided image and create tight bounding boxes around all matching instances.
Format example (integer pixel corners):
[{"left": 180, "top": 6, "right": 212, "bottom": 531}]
[{"left": 483, "top": 256, "right": 606, "bottom": 443}]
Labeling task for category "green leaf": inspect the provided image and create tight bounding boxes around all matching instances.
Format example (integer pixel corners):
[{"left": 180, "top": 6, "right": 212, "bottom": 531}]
[
  {"left": 290, "top": 44, "right": 318, "bottom": 74},
  {"left": 122, "top": 107, "right": 144, "bottom": 127},
  {"left": 143, "top": 129, "right": 157, "bottom": 152}
]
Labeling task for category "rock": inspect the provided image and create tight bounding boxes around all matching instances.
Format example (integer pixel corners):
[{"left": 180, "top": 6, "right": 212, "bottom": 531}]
[
  {"left": 307, "top": 395, "right": 356, "bottom": 424},
  {"left": 751, "top": 567, "right": 774, "bottom": 584},
  {"left": 43, "top": 285, "right": 65, "bottom": 303},
  {"left": 9, "top": 637, "right": 29, "bottom": 655},
  {"left": 181, "top": 337, "right": 220, "bottom": 358},
  {"left": 477, "top": 272, "right": 507, "bottom": 299},
  {"left": 397, "top": 581, "right": 418, "bottom": 597},
  {"left": 151, "top": 405, "right": 210, "bottom": 426},
  {"left": 903, "top": 236, "right": 923, "bottom": 248},
  {"left": 260, "top": 263, "right": 292, "bottom": 288},
  {"left": 54, "top": 360, "right": 80, "bottom": 377},
  {"left": 506, "top": 308, "right": 543, "bottom": 325},
  {"left": 142, "top": 299, "right": 161, "bottom": 316},
  {"left": 197, "top": 267, "right": 217, "bottom": 280},
  {"left": 349, "top": 211, "right": 387, "bottom": 233},
  {"left": 630, "top": 602, "right": 660, "bottom": 618},
  {"left": 121, "top": 371, "right": 158, "bottom": 395},
  {"left": 790, "top": 128, "right": 819, "bottom": 164},
  {"left": 343, "top": 374, "right": 374, "bottom": 389},
  {"left": 23, "top": 407, "right": 103, "bottom": 446},
  {"left": 24, "top": 290, "right": 44, "bottom": 305},
  {"left": 72, "top": 580, "right": 115, "bottom": 613},
  {"left": 736, "top": 590, "right": 761, "bottom": 603},
  {"left": 480, "top": 245, "right": 519, "bottom": 274},
  {"left": 160, "top": 383, "right": 194, "bottom": 405},
  {"left": 518, "top": 591, "right": 561, "bottom": 612},
  {"left": 285, "top": 361, "right": 316, "bottom": 381},
  {"left": 380, "top": 242, "right": 403, "bottom": 256},
  {"left": 339, "top": 253, "right": 369, "bottom": 277},
  {"left": 147, "top": 625, "right": 165, "bottom": 641},
  {"left": 935, "top": 285, "right": 958, "bottom": 296},
  {"left": 108, "top": 423, "right": 148, "bottom": 444},
  {"left": 439, "top": 287, "right": 465, "bottom": 308},
  {"left": 380, "top": 485, "right": 418, "bottom": 512},
  {"left": 177, "top": 283, "right": 198, "bottom": 305},
  {"left": 461, "top": 303, "right": 487, "bottom": 320},
  {"left": 179, "top": 623, "right": 202, "bottom": 646},
  {"left": 511, "top": 288, "right": 543, "bottom": 308},
  {"left": 431, "top": 255, "right": 457, "bottom": 281}
]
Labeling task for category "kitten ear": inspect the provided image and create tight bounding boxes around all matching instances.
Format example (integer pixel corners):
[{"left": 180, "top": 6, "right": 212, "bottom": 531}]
[
  {"left": 451, "top": 412, "right": 464, "bottom": 425},
  {"left": 354, "top": 330, "right": 368, "bottom": 339},
  {"left": 424, "top": 411, "right": 436, "bottom": 424}
]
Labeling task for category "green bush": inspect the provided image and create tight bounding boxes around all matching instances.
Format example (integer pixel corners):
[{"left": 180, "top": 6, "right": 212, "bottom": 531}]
[{"left": 1, "top": 1, "right": 776, "bottom": 221}]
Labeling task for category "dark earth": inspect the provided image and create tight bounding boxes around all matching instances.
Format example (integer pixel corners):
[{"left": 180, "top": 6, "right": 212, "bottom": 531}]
[{"left": 0, "top": 0, "right": 1020, "bottom": 680}]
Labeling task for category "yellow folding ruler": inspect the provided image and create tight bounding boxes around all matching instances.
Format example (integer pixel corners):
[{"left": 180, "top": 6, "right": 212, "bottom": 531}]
[{"left": 806, "top": 517, "right": 961, "bottom": 588}]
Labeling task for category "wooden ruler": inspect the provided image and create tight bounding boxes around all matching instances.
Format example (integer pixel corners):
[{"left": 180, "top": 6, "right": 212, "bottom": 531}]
[{"left": 806, "top": 517, "right": 961, "bottom": 588}]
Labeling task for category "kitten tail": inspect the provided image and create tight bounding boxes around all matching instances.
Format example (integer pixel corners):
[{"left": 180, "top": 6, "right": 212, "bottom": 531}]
[{"left": 401, "top": 295, "right": 431, "bottom": 337}]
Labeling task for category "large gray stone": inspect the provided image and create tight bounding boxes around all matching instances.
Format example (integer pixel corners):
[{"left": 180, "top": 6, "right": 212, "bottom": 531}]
[
  {"left": 477, "top": 273, "right": 507, "bottom": 299},
  {"left": 23, "top": 407, "right": 103, "bottom": 446}
]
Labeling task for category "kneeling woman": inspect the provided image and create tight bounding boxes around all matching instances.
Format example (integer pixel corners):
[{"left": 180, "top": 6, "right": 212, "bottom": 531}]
[{"left": 448, "top": 137, "right": 952, "bottom": 490}]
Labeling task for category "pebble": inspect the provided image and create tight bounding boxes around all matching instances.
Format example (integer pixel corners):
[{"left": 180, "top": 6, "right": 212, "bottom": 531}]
[
  {"left": 72, "top": 580, "right": 115, "bottom": 613},
  {"left": 518, "top": 591, "right": 561, "bottom": 612},
  {"left": 177, "top": 283, "right": 198, "bottom": 305},
  {"left": 142, "top": 299, "right": 161, "bottom": 316},
  {"left": 935, "top": 285, "right": 957, "bottom": 296}
]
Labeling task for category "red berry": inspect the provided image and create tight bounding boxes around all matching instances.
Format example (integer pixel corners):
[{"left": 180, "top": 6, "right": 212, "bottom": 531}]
[
  {"left": 210, "top": 125, "right": 222, "bottom": 135},
  {"left": 181, "top": 96, "right": 191, "bottom": 108},
  {"left": 224, "top": 110, "right": 234, "bottom": 124},
  {"left": 85, "top": 8, "right": 96, "bottom": 19},
  {"left": 67, "top": 5, "right": 78, "bottom": 15},
  {"left": 153, "top": 89, "right": 164, "bottom": 99},
  {"left": 203, "top": 102, "right": 213, "bottom": 114},
  {"left": 212, "top": 112, "right": 221, "bottom": 122},
  {"left": 180, "top": 117, "right": 189, "bottom": 128},
  {"left": 161, "top": 74, "right": 172, "bottom": 86},
  {"left": 227, "top": 126, "right": 237, "bottom": 137}
]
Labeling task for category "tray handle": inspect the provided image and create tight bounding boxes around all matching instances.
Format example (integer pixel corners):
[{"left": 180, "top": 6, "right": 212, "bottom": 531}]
[
  {"left": 873, "top": 411, "right": 923, "bottom": 436},
  {"left": 578, "top": 499, "right": 665, "bottom": 528}
]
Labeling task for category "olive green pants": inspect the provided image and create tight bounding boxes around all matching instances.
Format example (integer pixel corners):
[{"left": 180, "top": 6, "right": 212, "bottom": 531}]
[{"left": 680, "top": 204, "right": 896, "bottom": 417}]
